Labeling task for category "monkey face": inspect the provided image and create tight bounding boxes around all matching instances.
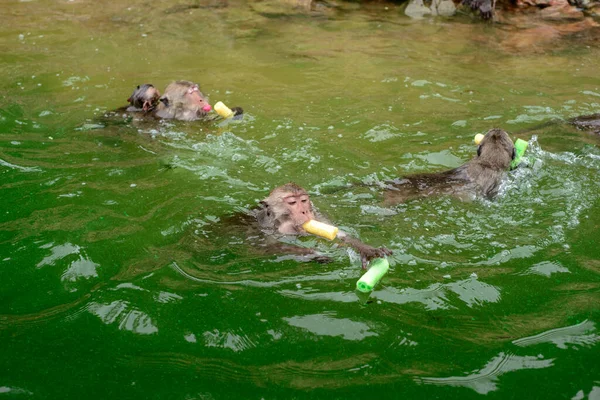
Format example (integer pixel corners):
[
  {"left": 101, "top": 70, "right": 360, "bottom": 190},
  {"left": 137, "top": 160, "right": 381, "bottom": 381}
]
[
  {"left": 255, "top": 184, "right": 317, "bottom": 235},
  {"left": 185, "top": 85, "right": 212, "bottom": 114},
  {"left": 276, "top": 193, "right": 315, "bottom": 234},
  {"left": 285, "top": 193, "right": 314, "bottom": 222},
  {"left": 128, "top": 84, "right": 160, "bottom": 112}
]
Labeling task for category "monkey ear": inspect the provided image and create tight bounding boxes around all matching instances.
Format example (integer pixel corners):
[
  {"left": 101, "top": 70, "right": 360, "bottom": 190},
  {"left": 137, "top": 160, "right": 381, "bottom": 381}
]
[
  {"left": 259, "top": 200, "right": 269, "bottom": 208},
  {"left": 477, "top": 145, "right": 482, "bottom": 157},
  {"left": 159, "top": 97, "right": 169, "bottom": 107}
]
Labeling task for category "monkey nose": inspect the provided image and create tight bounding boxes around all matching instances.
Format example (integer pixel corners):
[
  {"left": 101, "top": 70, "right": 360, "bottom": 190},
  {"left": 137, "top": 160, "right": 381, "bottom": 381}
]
[{"left": 202, "top": 105, "right": 212, "bottom": 112}]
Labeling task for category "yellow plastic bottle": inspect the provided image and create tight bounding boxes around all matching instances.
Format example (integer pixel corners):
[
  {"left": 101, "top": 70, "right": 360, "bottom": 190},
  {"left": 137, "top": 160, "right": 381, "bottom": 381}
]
[
  {"left": 214, "top": 101, "right": 234, "bottom": 119},
  {"left": 302, "top": 220, "right": 339, "bottom": 241}
]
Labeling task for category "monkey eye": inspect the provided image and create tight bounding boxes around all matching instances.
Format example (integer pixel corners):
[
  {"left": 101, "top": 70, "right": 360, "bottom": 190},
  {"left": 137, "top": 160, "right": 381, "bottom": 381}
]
[
  {"left": 287, "top": 201, "right": 297, "bottom": 205},
  {"left": 301, "top": 199, "right": 307, "bottom": 203}
]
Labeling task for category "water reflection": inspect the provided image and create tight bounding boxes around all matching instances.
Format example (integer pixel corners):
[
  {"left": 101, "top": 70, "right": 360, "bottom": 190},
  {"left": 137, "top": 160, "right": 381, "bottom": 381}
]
[
  {"left": 572, "top": 385, "right": 600, "bottom": 400},
  {"left": 0, "top": 157, "right": 42, "bottom": 172},
  {"left": 283, "top": 313, "right": 379, "bottom": 341},
  {"left": 373, "top": 276, "right": 501, "bottom": 310},
  {"left": 87, "top": 300, "right": 158, "bottom": 335},
  {"left": 513, "top": 320, "right": 599, "bottom": 350},
  {"left": 203, "top": 329, "right": 258, "bottom": 352},
  {"left": 418, "top": 352, "right": 554, "bottom": 394},
  {"left": 520, "top": 261, "right": 571, "bottom": 277},
  {"left": 61, "top": 255, "right": 100, "bottom": 283},
  {"left": 37, "top": 242, "right": 100, "bottom": 283},
  {"left": 0, "top": 386, "right": 33, "bottom": 395}
]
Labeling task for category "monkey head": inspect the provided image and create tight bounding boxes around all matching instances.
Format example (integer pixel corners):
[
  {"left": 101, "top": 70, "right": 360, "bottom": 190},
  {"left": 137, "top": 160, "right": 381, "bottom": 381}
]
[
  {"left": 476, "top": 128, "right": 515, "bottom": 170},
  {"left": 256, "top": 183, "right": 316, "bottom": 235},
  {"left": 127, "top": 84, "right": 160, "bottom": 112},
  {"left": 156, "top": 80, "right": 212, "bottom": 121}
]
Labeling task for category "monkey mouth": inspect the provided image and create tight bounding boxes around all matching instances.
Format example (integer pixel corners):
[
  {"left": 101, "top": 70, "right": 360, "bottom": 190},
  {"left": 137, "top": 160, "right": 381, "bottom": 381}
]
[
  {"left": 296, "top": 216, "right": 314, "bottom": 230},
  {"left": 142, "top": 100, "right": 156, "bottom": 112}
]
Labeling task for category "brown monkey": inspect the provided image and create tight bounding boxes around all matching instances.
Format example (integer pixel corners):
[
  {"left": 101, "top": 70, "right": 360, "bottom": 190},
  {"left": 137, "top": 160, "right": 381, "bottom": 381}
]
[
  {"left": 570, "top": 113, "right": 600, "bottom": 134},
  {"left": 461, "top": 0, "right": 494, "bottom": 19},
  {"left": 516, "top": 113, "right": 600, "bottom": 136},
  {"left": 155, "top": 80, "right": 214, "bottom": 121},
  {"left": 109, "top": 80, "right": 243, "bottom": 122},
  {"left": 251, "top": 182, "right": 392, "bottom": 269},
  {"left": 384, "top": 128, "right": 516, "bottom": 204},
  {"left": 126, "top": 84, "right": 161, "bottom": 112}
]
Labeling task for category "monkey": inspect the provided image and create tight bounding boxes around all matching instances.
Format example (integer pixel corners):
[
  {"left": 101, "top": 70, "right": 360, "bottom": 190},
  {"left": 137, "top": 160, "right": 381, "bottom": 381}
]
[
  {"left": 513, "top": 113, "right": 600, "bottom": 136},
  {"left": 126, "top": 83, "right": 161, "bottom": 112},
  {"left": 461, "top": 0, "right": 494, "bottom": 19},
  {"left": 154, "top": 80, "right": 244, "bottom": 121},
  {"left": 383, "top": 128, "right": 516, "bottom": 205},
  {"left": 106, "top": 80, "right": 244, "bottom": 123},
  {"left": 154, "top": 80, "right": 213, "bottom": 121},
  {"left": 569, "top": 113, "right": 600, "bottom": 135},
  {"left": 219, "top": 182, "right": 392, "bottom": 269}
]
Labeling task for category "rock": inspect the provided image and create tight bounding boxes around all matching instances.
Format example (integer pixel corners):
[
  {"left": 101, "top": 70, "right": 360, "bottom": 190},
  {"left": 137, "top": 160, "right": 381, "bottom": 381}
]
[
  {"left": 430, "top": 0, "right": 457, "bottom": 15},
  {"left": 405, "top": 0, "right": 432, "bottom": 18}
]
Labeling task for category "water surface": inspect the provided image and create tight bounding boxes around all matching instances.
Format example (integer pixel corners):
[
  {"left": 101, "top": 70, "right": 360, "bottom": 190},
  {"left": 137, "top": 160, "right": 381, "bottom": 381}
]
[{"left": 1, "top": 0, "right": 599, "bottom": 398}]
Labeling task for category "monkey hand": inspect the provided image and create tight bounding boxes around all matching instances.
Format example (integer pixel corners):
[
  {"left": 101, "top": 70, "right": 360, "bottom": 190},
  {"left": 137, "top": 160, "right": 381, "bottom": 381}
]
[
  {"left": 358, "top": 246, "right": 393, "bottom": 270},
  {"left": 337, "top": 232, "right": 392, "bottom": 269}
]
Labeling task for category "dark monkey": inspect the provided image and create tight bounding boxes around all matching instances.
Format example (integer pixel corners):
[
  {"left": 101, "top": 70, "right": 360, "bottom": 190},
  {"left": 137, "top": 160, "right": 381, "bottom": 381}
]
[
  {"left": 570, "top": 114, "right": 600, "bottom": 135},
  {"left": 126, "top": 84, "right": 161, "bottom": 112},
  {"left": 514, "top": 114, "right": 600, "bottom": 136},
  {"left": 237, "top": 183, "right": 392, "bottom": 269},
  {"left": 383, "top": 128, "right": 516, "bottom": 204},
  {"left": 461, "top": 0, "right": 495, "bottom": 19}
]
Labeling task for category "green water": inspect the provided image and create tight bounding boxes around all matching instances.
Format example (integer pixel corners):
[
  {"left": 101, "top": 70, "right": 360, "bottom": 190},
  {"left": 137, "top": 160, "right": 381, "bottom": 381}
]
[{"left": 1, "top": 0, "right": 599, "bottom": 398}]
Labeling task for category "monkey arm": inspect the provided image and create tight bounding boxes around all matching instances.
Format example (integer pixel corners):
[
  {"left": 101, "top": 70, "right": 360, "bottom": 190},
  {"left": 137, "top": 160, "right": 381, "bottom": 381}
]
[{"left": 336, "top": 231, "right": 392, "bottom": 270}]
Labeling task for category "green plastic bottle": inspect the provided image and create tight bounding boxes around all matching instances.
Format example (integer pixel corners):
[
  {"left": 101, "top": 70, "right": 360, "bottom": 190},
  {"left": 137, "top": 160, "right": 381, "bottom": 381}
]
[
  {"left": 356, "top": 258, "right": 390, "bottom": 292},
  {"left": 510, "top": 138, "right": 528, "bottom": 170}
]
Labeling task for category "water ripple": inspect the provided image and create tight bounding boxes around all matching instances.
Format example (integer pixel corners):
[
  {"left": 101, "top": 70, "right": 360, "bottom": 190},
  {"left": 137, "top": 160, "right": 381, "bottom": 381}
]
[
  {"left": 512, "top": 320, "right": 599, "bottom": 350},
  {"left": 417, "top": 352, "right": 554, "bottom": 394},
  {"left": 373, "top": 277, "right": 501, "bottom": 310},
  {"left": 87, "top": 300, "right": 158, "bottom": 335},
  {"left": 283, "top": 313, "right": 379, "bottom": 341}
]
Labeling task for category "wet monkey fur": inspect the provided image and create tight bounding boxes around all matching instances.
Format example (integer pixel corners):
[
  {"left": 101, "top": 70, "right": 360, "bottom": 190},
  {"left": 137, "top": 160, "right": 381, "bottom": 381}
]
[{"left": 383, "top": 128, "right": 516, "bottom": 204}]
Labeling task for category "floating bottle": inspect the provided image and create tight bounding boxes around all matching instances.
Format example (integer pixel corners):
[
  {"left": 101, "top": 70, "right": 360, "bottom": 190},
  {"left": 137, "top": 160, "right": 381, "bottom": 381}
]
[
  {"left": 356, "top": 258, "right": 390, "bottom": 292},
  {"left": 302, "top": 220, "right": 339, "bottom": 241},
  {"left": 214, "top": 101, "right": 235, "bottom": 119}
]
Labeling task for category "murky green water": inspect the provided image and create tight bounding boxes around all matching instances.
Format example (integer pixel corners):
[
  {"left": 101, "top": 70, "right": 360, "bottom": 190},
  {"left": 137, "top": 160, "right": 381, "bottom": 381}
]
[{"left": 1, "top": 0, "right": 599, "bottom": 398}]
